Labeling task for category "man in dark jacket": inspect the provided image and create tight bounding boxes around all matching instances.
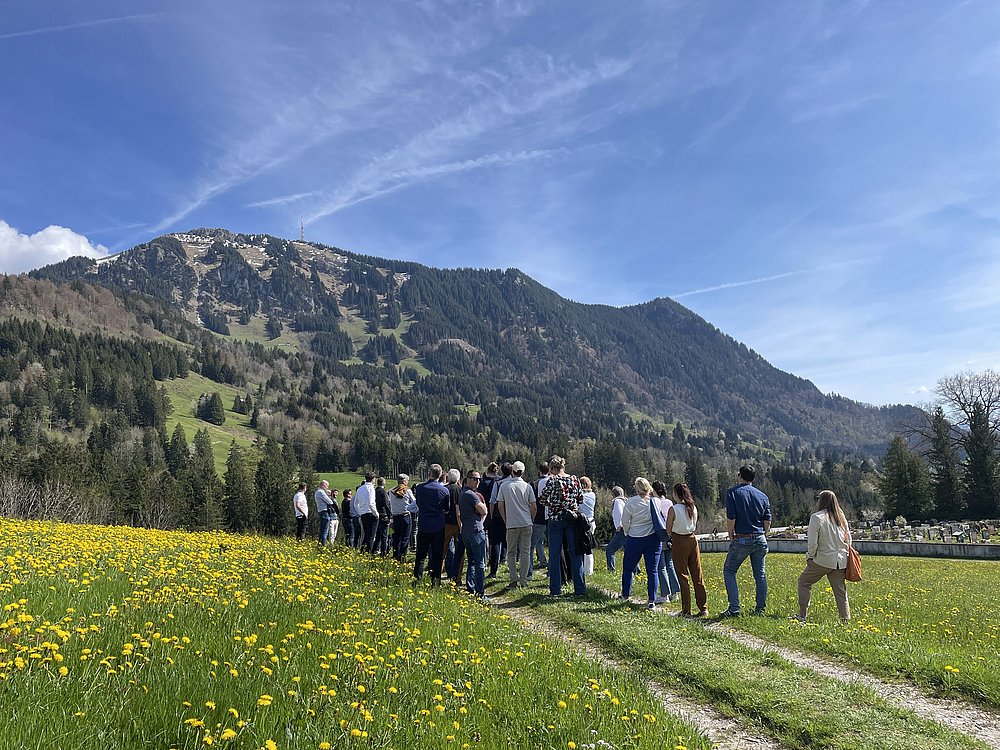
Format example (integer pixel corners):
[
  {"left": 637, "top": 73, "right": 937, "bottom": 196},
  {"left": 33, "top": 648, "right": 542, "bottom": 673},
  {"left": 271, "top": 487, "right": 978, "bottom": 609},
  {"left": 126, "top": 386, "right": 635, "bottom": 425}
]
[{"left": 413, "top": 464, "right": 451, "bottom": 585}]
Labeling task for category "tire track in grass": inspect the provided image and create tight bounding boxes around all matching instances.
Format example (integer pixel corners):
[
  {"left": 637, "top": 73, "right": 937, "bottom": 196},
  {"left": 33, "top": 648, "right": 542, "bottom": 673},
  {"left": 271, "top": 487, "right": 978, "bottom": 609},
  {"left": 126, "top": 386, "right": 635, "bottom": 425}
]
[
  {"left": 705, "top": 620, "right": 1000, "bottom": 749},
  {"left": 496, "top": 600, "right": 785, "bottom": 750}
]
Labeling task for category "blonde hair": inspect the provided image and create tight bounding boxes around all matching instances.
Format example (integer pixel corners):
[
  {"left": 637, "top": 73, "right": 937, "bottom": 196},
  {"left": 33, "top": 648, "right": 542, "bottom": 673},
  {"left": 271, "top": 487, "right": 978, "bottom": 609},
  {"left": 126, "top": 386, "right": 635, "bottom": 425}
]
[
  {"left": 580, "top": 476, "right": 592, "bottom": 490},
  {"left": 634, "top": 477, "right": 652, "bottom": 496},
  {"left": 816, "top": 490, "right": 847, "bottom": 530}
]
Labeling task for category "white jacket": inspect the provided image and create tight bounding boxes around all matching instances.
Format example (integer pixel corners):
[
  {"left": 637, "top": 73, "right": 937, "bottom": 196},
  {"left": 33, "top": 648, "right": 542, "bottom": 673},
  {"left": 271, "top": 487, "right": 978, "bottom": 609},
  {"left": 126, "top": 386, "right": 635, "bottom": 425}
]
[{"left": 806, "top": 510, "right": 851, "bottom": 569}]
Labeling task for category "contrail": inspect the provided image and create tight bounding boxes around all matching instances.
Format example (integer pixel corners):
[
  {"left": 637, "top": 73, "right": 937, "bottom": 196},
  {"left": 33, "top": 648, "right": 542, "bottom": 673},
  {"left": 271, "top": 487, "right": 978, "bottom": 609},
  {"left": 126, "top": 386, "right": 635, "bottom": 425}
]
[
  {"left": 672, "top": 260, "right": 869, "bottom": 299},
  {"left": 0, "top": 13, "right": 167, "bottom": 41}
]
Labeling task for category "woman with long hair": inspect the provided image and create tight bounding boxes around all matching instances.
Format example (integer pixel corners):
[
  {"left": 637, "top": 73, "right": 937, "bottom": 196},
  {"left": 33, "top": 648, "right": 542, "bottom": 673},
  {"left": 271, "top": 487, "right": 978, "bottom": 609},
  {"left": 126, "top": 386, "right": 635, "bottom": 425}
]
[
  {"left": 795, "top": 490, "right": 851, "bottom": 621},
  {"left": 651, "top": 481, "right": 681, "bottom": 603},
  {"left": 665, "top": 483, "right": 708, "bottom": 617},
  {"left": 620, "top": 477, "right": 662, "bottom": 610}
]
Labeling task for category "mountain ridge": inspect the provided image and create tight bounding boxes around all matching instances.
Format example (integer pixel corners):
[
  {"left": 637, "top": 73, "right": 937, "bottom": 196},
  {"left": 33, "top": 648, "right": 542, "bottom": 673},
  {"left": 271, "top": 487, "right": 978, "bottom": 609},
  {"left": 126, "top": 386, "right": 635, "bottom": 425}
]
[{"left": 28, "top": 227, "right": 919, "bottom": 457}]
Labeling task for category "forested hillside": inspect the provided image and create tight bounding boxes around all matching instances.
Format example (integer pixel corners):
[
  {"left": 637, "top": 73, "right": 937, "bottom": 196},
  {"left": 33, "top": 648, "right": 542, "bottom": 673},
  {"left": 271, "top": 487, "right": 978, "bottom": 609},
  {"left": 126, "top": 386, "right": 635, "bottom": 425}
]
[{"left": 0, "top": 228, "right": 925, "bottom": 530}]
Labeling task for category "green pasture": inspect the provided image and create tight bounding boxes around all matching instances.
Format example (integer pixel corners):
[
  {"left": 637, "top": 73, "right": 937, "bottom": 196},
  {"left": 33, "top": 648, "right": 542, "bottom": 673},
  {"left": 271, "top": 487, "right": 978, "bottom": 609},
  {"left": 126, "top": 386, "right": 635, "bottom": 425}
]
[
  {"left": 162, "top": 373, "right": 258, "bottom": 472},
  {"left": 593, "top": 550, "right": 1000, "bottom": 708}
]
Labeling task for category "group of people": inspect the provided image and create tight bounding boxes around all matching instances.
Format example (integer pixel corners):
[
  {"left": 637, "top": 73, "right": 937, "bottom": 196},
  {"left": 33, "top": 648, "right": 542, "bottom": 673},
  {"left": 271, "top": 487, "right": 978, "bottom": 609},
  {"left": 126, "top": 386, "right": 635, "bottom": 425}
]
[{"left": 292, "top": 460, "right": 854, "bottom": 621}]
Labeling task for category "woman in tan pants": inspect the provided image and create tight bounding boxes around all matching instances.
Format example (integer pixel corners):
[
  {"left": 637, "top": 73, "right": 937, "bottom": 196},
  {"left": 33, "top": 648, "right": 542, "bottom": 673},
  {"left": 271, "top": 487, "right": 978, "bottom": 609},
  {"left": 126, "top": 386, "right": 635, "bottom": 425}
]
[
  {"left": 666, "top": 483, "right": 708, "bottom": 617},
  {"left": 795, "top": 490, "right": 851, "bottom": 622}
]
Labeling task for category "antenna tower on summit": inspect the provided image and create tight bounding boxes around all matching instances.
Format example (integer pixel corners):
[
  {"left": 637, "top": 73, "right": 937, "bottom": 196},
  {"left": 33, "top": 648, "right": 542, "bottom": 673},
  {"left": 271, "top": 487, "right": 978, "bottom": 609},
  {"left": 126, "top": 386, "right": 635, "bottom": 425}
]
[{"left": 300, "top": 217, "right": 305, "bottom": 242}]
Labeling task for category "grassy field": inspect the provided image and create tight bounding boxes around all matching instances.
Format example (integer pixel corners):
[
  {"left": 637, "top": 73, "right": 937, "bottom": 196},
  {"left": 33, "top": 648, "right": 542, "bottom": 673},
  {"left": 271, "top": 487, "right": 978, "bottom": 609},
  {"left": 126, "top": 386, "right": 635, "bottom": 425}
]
[
  {"left": 594, "top": 550, "right": 1000, "bottom": 708},
  {"left": 162, "top": 373, "right": 258, "bottom": 472},
  {"left": 315, "top": 472, "right": 365, "bottom": 492},
  {"left": 503, "top": 585, "right": 986, "bottom": 750},
  {"left": 221, "top": 316, "right": 302, "bottom": 350},
  {"left": 0, "top": 519, "right": 710, "bottom": 750}
]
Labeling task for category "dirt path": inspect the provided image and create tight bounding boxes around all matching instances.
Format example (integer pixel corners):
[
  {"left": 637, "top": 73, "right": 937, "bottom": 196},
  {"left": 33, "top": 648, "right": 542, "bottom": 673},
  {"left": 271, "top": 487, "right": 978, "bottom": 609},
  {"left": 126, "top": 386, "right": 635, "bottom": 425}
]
[
  {"left": 703, "top": 621, "right": 1000, "bottom": 749},
  {"left": 496, "top": 600, "right": 785, "bottom": 750}
]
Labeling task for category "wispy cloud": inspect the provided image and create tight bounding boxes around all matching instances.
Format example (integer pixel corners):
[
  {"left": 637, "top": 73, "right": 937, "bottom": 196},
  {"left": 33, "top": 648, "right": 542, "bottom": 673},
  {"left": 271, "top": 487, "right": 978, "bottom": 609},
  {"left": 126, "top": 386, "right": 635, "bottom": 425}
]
[
  {"left": 0, "top": 13, "right": 166, "bottom": 41},
  {"left": 682, "top": 91, "right": 751, "bottom": 154}
]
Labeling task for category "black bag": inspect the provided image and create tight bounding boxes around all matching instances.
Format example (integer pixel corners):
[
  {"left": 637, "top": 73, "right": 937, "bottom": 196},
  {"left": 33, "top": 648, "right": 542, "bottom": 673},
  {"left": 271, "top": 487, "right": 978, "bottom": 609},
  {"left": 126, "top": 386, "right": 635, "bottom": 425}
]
[
  {"left": 649, "top": 498, "right": 671, "bottom": 547},
  {"left": 575, "top": 513, "right": 596, "bottom": 555}
]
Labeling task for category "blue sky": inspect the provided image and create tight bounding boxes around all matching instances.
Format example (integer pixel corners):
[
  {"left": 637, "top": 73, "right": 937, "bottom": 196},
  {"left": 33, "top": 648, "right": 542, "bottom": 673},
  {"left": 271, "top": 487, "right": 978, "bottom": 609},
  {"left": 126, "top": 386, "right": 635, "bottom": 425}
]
[{"left": 2, "top": 0, "right": 1000, "bottom": 407}]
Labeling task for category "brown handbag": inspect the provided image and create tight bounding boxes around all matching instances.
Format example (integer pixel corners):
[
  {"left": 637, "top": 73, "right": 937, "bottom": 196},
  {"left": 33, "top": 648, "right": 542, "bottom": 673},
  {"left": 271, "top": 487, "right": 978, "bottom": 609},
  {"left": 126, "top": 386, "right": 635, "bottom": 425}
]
[{"left": 845, "top": 545, "right": 862, "bottom": 582}]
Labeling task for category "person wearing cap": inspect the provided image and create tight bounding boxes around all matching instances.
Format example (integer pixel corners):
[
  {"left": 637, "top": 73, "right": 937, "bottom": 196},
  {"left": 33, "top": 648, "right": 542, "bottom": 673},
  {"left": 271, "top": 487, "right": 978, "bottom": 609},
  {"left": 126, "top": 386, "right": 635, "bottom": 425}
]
[
  {"left": 498, "top": 460, "right": 536, "bottom": 588},
  {"left": 459, "top": 470, "right": 490, "bottom": 600}
]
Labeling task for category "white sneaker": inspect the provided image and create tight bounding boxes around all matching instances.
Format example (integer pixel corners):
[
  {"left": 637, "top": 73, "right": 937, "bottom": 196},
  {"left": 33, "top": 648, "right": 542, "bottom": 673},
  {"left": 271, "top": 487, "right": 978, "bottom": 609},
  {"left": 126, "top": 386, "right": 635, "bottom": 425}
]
[{"left": 654, "top": 596, "right": 669, "bottom": 604}]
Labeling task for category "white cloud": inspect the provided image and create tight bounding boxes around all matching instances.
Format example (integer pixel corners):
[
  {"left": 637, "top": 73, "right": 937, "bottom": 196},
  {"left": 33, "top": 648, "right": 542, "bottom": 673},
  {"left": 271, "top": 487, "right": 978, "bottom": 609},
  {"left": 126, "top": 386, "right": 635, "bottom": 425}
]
[{"left": 0, "top": 221, "right": 108, "bottom": 274}]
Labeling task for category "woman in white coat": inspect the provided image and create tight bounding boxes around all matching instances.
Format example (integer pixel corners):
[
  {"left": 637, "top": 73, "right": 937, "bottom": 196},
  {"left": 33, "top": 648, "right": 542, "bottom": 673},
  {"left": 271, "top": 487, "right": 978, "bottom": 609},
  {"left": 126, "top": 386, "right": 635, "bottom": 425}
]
[{"left": 795, "top": 490, "right": 851, "bottom": 621}]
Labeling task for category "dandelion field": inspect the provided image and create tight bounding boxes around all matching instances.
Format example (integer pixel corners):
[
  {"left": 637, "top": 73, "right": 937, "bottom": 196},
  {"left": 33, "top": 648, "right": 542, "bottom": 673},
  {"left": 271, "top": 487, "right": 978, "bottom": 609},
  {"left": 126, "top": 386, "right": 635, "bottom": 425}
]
[{"left": 0, "top": 519, "right": 707, "bottom": 750}]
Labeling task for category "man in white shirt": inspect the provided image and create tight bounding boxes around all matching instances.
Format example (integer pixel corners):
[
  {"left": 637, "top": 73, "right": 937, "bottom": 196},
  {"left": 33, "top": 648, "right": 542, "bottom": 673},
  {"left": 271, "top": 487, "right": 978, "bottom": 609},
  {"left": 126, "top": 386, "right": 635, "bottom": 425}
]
[
  {"left": 353, "top": 472, "right": 379, "bottom": 553},
  {"left": 293, "top": 483, "right": 308, "bottom": 541},
  {"left": 498, "top": 461, "right": 537, "bottom": 588}
]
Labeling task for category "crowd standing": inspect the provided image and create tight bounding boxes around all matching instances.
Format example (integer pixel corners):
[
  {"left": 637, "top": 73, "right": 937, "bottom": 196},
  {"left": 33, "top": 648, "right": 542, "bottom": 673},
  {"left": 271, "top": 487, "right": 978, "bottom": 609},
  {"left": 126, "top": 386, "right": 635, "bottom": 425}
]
[{"left": 292, "top": 461, "right": 851, "bottom": 621}]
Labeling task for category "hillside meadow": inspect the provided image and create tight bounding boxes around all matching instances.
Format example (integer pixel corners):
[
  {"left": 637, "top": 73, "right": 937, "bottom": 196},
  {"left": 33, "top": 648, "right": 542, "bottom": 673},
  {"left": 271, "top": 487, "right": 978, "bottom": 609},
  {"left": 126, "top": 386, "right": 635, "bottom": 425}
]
[{"left": 0, "top": 519, "right": 707, "bottom": 750}]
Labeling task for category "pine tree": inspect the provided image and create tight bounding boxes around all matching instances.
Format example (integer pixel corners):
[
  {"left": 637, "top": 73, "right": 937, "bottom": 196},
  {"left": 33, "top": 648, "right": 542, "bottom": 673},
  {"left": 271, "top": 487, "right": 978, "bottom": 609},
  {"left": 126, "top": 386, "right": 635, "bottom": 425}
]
[
  {"left": 167, "top": 424, "right": 189, "bottom": 475},
  {"left": 878, "top": 437, "right": 933, "bottom": 521},
  {"left": 963, "top": 402, "right": 1000, "bottom": 519},
  {"left": 223, "top": 441, "right": 257, "bottom": 532},
  {"left": 206, "top": 392, "right": 226, "bottom": 425},
  {"left": 925, "top": 407, "right": 965, "bottom": 519},
  {"left": 187, "top": 428, "right": 222, "bottom": 529},
  {"left": 256, "top": 438, "right": 292, "bottom": 535}
]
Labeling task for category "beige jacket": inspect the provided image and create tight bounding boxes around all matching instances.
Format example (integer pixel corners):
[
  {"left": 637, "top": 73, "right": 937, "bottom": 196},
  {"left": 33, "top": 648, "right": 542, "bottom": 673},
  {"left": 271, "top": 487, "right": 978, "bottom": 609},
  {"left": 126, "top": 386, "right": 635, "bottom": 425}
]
[{"left": 806, "top": 510, "right": 851, "bottom": 569}]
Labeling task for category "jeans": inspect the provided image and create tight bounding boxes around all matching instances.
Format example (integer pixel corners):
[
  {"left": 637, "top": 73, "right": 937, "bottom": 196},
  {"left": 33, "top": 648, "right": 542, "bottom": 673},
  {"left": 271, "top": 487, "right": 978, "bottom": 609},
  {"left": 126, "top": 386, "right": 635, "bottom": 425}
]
[
  {"left": 463, "top": 530, "right": 487, "bottom": 597},
  {"left": 547, "top": 515, "right": 585, "bottom": 596},
  {"left": 361, "top": 513, "right": 379, "bottom": 553},
  {"left": 622, "top": 533, "right": 660, "bottom": 602},
  {"left": 318, "top": 510, "right": 333, "bottom": 545},
  {"left": 657, "top": 541, "right": 680, "bottom": 598},
  {"left": 605, "top": 528, "right": 626, "bottom": 571},
  {"left": 413, "top": 529, "right": 446, "bottom": 581},
  {"left": 391, "top": 514, "right": 412, "bottom": 561},
  {"left": 488, "top": 514, "right": 507, "bottom": 577},
  {"left": 295, "top": 515, "right": 307, "bottom": 541},
  {"left": 529, "top": 523, "right": 548, "bottom": 574},
  {"left": 723, "top": 535, "right": 768, "bottom": 613},
  {"left": 506, "top": 525, "right": 532, "bottom": 585},
  {"left": 351, "top": 517, "right": 363, "bottom": 548}
]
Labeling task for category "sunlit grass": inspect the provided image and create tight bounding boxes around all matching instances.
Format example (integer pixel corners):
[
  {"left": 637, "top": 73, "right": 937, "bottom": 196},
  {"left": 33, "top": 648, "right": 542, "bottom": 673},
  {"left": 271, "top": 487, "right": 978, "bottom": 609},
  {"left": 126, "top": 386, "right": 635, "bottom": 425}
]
[{"left": 0, "top": 519, "right": 709, "bottom": 750}]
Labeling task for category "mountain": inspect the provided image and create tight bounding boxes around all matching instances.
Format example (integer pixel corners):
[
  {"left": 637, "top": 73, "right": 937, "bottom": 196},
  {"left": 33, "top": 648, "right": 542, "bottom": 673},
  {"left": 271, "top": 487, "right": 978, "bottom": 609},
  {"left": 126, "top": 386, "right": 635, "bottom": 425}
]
[{"left": 29, "top": 227, "right": 919, "bottom": 458}]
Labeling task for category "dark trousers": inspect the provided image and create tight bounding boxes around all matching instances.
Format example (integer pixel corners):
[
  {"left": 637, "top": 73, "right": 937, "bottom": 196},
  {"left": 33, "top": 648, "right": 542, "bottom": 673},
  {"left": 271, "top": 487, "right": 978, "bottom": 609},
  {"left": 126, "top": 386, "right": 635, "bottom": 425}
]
[
  {"left": 361, "top": 513, "right": 379, "bottom": 553},
  {"left": 413, "top": 529, "right": 446, "bottom": 581},
  {"left": 392, "top": 514, "right": 412, "bottom": 561},
  {"left": 343, "top": 515, "right": 356, "bottom": 547},
  {"left": 351, "top": 517, "right": 363, "bottom": 548},
  {"left": 295, "top": 515, "right": 307, "bottom": 541},
  {"left": 488, "top": 514, "right": 507, "bottom": 577},
  {"left": 375, "top": 518, "right": 390, "bottom": 556},
  {"left": 443, "top": 523, "right": 464, "bottom": 582}
]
